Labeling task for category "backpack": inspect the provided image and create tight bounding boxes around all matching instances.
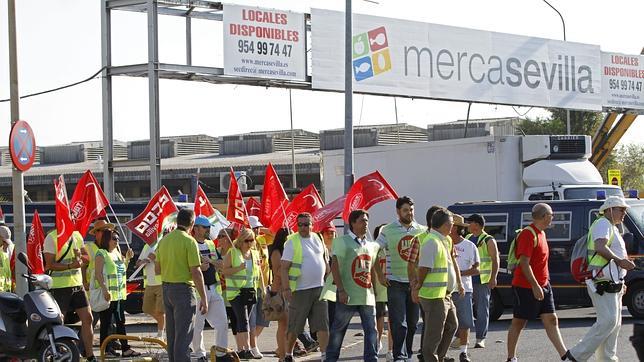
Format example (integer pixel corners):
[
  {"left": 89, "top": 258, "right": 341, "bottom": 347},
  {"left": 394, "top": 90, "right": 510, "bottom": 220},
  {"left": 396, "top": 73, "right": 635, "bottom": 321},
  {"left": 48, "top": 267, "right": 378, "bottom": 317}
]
[
  {"left": 570, "top": 218, "right": 613, "bottom": 283},
  {"left": 506, "top": 226, "right": 538, "bottom": 274}
]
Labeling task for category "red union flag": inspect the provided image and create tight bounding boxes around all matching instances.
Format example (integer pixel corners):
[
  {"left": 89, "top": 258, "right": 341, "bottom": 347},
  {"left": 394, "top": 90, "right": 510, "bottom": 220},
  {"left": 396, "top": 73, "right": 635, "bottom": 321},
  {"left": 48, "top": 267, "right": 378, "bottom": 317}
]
[
  {"left": 226, "top": 168, "right": 250, "bottom": 227},
  {"left": 245, "top": 197, "right": 261, "bottom": 217},
  {"left": 312, "top": 195, "right": 345, "bottom": 232},
  {"left": 194, "top": 185, "right": 216, "bottom": 217},
  {"left": 27, "top": 210, "right": 46, "bottom": 274},
  {"left": 259, "top": 163, "right": 288, "bottom": 228},
  {"left": 126, "top": 186, "right": 178, "bottom": 245},
  {"left": 54, "top": 175, "right": 75, "bottom": 251},
  {"left": 270, "top": 184, "right": 323, "bottom": 233},
  {"left": 342, "top": 171, "right": 399, "bottom": 221},
  {"left": 70, "top": 170, "right": 109, "bottom": 237}
]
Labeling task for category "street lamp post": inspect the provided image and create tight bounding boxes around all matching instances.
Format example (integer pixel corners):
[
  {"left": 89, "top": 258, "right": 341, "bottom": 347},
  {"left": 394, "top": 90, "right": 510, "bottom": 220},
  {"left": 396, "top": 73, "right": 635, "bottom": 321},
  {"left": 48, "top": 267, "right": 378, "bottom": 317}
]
[{"left": 542, "top": 0, "right": 571, "bottom": 135}]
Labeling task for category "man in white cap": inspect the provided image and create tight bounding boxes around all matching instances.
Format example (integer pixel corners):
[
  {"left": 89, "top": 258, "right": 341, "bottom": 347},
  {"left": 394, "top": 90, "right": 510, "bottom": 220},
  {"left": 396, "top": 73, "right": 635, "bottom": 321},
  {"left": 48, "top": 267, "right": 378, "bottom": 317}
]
[
  {"left": 0, "top": 226, "right": 13, "bottom": 292},
  {"left": 567, "top": 196, "right": 635, "bottom": 362}
]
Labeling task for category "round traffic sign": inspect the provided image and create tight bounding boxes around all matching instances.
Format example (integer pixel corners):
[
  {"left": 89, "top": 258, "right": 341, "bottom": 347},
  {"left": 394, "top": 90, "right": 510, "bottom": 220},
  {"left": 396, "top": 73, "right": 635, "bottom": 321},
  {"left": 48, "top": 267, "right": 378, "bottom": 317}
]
[{"left": 9, "top": 120, "right": 36, "bottom": 172}]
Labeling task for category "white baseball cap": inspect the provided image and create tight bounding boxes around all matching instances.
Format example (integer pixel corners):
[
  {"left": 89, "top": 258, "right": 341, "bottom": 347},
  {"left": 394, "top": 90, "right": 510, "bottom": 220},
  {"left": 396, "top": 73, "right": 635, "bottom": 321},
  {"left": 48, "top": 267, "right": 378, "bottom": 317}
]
[
  {"left": 248, "top": 215, "right": 263, "bottom": 229},
  {"left": 0, "top": 226, "right": 11, "bottom": 241},
  {"left": 599, "top": 196, "right": 630, "bottom": 213}
]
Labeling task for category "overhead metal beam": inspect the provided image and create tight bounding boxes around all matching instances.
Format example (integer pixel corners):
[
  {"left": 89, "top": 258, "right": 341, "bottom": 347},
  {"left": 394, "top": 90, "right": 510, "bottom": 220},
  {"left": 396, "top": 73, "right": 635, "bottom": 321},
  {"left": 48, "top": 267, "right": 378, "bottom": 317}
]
[
  {"left": 101, "top": 0, "right": 115, "bottom": 201},
  {"left": 147, "top": 0, "right": 161, "bottom": 194}
]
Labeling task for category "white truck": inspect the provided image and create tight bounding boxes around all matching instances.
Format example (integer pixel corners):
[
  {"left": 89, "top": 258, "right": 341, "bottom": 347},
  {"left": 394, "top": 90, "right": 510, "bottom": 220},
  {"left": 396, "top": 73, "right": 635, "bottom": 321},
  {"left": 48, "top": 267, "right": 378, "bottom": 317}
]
[{"left": 320, "top": 135, "right": 623, "bottom": 223}]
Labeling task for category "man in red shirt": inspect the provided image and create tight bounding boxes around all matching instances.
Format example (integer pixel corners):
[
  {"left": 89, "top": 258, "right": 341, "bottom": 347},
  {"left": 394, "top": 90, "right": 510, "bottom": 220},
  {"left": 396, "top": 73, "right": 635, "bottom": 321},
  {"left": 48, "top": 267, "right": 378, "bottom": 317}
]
[{"left": 506, "top": 203, "right": 574, "bottom": 362}]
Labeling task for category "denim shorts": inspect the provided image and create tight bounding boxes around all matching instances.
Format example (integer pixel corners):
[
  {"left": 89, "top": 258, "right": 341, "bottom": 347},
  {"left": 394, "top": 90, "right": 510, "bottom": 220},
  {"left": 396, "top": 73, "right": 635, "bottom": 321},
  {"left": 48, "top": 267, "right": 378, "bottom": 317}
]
[{"left": 452, "top": 292, "right": 474, "bottom": 329}]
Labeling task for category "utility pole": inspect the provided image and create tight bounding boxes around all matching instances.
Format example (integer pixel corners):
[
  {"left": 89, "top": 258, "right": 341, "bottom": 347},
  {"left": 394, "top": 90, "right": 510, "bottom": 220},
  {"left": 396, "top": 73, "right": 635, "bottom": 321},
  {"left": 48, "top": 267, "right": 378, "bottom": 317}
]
[{"left": 7, "top": 0, "right": 28, "bottom": 297}]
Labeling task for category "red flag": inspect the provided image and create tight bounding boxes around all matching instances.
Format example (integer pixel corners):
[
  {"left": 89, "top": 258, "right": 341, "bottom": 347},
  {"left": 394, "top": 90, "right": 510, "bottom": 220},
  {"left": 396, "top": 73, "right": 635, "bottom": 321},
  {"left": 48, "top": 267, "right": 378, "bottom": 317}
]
[
  {"left": 194, "top": 185, "right": 216, "bottom": 217},
  {"left": 343, "top": 171, "right": 399, "bottom": 221},
  {"left": 0, "top": 205, "right": 4, "bottom": 222},
  {"left": 27, "top": 210, "right": 45, "bottom": 274},
  {"left": 312, "top": 195, "right": 346, "bottom": 232},
  {"left": 226, "top": 168, "right": 250, "bottom": 227},
  {"left": 70, "top": 170, "right": 109, "bottom": 237},
  {"left": 245, "top": 197, "right": 261, "bottom": 217},
  {"left": 270, "top": 184, "right": 324, "bottom": 234},
  {"left": 54, "top": 175, "right": 74, "bottom": 251},
  {"left": 259, "top": 163, "right": 288, "bottom": 228},
  {"left": 126, "top": 186, "right": 178, "bottom": 245}
]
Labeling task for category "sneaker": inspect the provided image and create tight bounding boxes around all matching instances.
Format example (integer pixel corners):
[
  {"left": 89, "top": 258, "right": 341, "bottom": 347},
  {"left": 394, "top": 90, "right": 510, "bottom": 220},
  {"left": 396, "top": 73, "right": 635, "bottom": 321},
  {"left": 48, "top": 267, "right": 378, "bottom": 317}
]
[
  {"left": 250, "top": 347, "right": 263, "bottom": 359},
  {"left": 304, "top": 340, "right": 319, "bottom": 353},
  {"left": 105, "top": 348, "right": 120, "bottom": 358},
  {"left": 293, "top": 342, "right": 307, "bottom": 357},
  {"left": 386, "top": 351, "right": 394, "bottom": 361},
  {"left": 506, "top": 358, "right": 518, "bottom": 362},
  {"left": 450, "top": 338, "right": 461, "bottom": 349},
  {"left": 459, "top": 352, "right": 472, "bottom": 362},
  {"left": 474, "top": 339, "right": 485, "bottom": 348},
  {"left": 443, "top": 357, "right": 456, "bottom": 362},
  {"left": 238, "top": 350, "right": 254, "bottom": 360}
]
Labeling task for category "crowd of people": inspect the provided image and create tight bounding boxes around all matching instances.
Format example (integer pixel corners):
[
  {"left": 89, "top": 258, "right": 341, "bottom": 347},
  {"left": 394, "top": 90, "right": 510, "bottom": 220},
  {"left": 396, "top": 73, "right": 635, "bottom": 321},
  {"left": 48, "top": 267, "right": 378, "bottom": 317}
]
[{"left": 0, "top": 195, "right": 635, "bottom": 362}]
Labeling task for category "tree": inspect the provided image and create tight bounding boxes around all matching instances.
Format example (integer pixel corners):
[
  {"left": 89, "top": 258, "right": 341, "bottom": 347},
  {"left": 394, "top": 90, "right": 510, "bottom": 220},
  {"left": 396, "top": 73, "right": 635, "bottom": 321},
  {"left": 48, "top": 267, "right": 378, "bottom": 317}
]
[
  {"left": 599, "top": 144, "right": 644, "bottom": 192},
  {"left": 517, "top": 109, "right": 603, "bottom": 136}
]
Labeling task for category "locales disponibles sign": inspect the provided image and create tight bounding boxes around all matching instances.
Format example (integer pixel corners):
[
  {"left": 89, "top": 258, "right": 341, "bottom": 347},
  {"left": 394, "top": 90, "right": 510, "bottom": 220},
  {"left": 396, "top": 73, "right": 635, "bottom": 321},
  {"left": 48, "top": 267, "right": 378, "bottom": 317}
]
[
  {"left": 601, "top": 52, "right": 644, "bottom": 110},
  {"left": 311, "top": 9, "right": 602, "bottom": 111},
  {"left": 224, "top": 5, "right": 306, "bottom": 81}
]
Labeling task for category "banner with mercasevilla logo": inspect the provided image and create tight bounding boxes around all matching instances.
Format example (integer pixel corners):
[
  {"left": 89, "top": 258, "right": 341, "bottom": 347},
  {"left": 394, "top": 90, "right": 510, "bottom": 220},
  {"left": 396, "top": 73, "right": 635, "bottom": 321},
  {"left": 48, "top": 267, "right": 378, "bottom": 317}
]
[{"left": 311, "top": 9, "right": 603, "bottom": 111}]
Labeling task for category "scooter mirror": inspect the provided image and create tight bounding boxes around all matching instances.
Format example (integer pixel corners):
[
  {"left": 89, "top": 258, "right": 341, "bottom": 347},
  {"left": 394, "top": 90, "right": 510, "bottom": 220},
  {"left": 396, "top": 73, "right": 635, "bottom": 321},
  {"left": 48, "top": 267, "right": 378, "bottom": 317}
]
[{"left": 17, "top": 252, "right": 32, "bottom": 272}]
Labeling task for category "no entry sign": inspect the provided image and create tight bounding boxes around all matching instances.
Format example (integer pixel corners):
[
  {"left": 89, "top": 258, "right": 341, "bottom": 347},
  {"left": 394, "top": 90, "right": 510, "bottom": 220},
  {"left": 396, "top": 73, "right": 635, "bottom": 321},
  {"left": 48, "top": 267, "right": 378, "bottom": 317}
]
[{"left": 9, "top": 120, "right": 36, "bottom": 172}]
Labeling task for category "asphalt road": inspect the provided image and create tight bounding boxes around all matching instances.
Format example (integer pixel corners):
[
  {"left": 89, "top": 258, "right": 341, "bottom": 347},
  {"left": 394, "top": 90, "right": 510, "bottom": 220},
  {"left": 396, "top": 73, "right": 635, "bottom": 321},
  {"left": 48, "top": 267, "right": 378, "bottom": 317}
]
[{"left": 100, "top": 307, "right": 640, "bottom": 361}]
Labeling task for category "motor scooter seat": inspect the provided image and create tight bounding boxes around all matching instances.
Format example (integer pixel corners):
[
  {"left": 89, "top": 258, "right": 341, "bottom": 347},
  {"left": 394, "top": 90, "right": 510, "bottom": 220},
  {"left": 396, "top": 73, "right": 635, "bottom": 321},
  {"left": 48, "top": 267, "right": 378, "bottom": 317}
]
[{"left": 0, "top": 292, "right": 25, "bottom": 315}]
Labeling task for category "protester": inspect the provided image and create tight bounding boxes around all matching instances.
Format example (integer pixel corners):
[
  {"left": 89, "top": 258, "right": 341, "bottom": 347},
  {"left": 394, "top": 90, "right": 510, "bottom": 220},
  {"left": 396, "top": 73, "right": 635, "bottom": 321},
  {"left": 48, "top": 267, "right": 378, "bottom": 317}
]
[
  {"left": 191, "top": 216, "right": 231, "bottom": 362},
  {"left": 94, "top": 229, "right": 140, "bottom": 357},
  {"left": 568, "top": 196, "right": 636, "bottom": 362},
  {"left": 408, "top": 205, "right": 444, "bottom": 362},
  {"left": 505, "top": 203, "right": 570, "bottom": 362},
  {"left": 326, "top": 209, "right": 381, "bottom": 362},
  {"left": 44, "top": 229, "right": 95, "bottom": 360},
  {"left": 0, "top": 226, "right": 13, "bottom": 292},
  {"left": 280, "top": 213, "right": 329, "bottom": 362},
  {"left": 464, "top": 213, "right": 499, "bottom": 349},
  {"left": 83, "top": 219, "right": 112, "bottom": 291},
  {"left": 319, "top": 223, "right": 338, "bottom": 333},
  {"left": 136, "top": 238, "right": 165, "bottom": 339},
  {"left": 157, "top": 208, "right": 208, "bottom": 362},
  {"left": 413, "top": 208, "right": 463, "bottom": 362},
  {"left": 249, "top": 216, "right": 270, "bottom": 359},
  {"left": 375, "top": 196, "right": 427, "bottom": 362},
  {"left": 449, "top": 215, "right": 479, "bottom": 362},
  {"left": 373, "top": 224, "right": 393, "bottom": 361},
  {"left": 268, "top": 228, "right": 290, "bottom": 360},
  {"left": 223, "top": 227, "right": 264, "bottom": 360},
  {"left": 218, "top": 228, "right": 245, "bottom": 351}
]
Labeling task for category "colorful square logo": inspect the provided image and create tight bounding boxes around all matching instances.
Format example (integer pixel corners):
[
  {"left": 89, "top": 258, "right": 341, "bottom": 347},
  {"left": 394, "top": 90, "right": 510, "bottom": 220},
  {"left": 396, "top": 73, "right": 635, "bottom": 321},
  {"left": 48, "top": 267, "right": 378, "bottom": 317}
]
[{"left": 352, "top": 26, "right": 391, "bottom": 81}]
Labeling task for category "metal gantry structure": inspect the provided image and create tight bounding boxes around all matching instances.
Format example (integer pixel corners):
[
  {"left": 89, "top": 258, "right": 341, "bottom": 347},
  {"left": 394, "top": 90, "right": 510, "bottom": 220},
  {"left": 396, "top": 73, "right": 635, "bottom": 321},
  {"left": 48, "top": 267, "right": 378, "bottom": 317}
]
[{"left": 100, "top": 0, "right": 314, "bottom": 201}]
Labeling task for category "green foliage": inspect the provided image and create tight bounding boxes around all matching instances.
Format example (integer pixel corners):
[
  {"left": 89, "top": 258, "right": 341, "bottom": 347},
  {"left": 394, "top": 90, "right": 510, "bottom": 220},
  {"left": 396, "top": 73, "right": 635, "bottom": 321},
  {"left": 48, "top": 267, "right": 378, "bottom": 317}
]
[
  {"left": 517, "top": 109, "right": 603, "bottom": 136},
  {"left": 599, "top": 144, "right": 644, "bottom": 192}
]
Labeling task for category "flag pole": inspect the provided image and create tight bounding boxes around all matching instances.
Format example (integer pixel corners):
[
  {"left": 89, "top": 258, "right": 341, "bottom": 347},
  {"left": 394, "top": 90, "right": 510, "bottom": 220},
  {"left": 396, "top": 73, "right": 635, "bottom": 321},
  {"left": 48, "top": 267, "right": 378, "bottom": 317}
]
[{"left": 106, "top": 204, "right": 131, "bottom": 249}]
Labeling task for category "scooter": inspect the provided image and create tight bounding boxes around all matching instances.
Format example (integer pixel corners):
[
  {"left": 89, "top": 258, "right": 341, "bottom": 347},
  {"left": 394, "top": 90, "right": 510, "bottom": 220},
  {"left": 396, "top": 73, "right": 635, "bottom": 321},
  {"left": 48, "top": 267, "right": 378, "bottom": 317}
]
[{"left": 0, "top": 252, "right": 80, "bottom": 361}]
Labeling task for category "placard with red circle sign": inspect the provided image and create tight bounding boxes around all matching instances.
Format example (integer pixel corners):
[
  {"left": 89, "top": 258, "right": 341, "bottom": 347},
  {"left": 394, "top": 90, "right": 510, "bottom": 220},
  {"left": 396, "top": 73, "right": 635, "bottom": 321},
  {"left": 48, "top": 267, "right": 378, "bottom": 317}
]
[{"left": 9, "top": 120, "right": 36, "bottom": 172}]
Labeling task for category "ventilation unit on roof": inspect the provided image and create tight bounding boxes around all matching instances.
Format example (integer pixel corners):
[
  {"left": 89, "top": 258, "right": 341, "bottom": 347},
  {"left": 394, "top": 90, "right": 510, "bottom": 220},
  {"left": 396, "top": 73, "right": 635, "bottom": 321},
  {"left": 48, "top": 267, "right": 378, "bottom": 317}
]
[{"left": 219, "top": 171, "right": 248, "bottom": 192}]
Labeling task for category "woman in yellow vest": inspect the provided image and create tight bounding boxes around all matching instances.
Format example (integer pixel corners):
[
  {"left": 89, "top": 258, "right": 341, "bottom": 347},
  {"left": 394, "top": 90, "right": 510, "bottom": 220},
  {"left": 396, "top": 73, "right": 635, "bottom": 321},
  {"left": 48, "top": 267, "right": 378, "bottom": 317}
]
[
  {"left": 94, "top": 229, "right": 140, "bottom": 358},
  {"left": 222, "top": 228, "right": 264, "bottom": 360}
]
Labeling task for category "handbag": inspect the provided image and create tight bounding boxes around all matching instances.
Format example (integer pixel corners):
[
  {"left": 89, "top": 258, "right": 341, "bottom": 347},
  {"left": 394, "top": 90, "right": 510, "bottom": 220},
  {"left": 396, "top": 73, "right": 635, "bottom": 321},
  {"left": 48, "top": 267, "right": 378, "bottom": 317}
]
[
  {"left": 262, "top": 288, "right": 286, "bottom": 321},
  {"left": 238, "top": 287, "right": 257, "bottom": 306},
  {"left": 89, "top": 287, "right": 110, "bottom": 312}
]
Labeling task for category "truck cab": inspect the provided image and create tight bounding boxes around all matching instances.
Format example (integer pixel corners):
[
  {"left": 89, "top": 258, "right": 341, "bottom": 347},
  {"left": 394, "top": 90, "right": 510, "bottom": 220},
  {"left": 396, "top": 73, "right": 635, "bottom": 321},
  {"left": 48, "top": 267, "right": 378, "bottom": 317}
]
[{"left": 448, "top": 199, "right": 644, "bottom": 321}]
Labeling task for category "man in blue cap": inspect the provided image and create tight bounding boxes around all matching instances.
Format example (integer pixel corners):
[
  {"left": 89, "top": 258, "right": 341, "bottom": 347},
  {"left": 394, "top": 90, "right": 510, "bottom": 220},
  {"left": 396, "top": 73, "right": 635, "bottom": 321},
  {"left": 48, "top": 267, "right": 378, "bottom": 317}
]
[{"left": 191, "top": 215, "right": 233, "bottom": 361}]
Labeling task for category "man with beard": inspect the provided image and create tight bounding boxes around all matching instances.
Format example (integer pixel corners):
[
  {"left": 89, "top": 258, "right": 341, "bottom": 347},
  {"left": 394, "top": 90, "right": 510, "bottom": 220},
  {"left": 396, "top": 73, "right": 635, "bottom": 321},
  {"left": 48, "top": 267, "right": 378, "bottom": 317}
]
[
  {"left": 376, "top": 196, "right": 427, "bottom": 361},
  {"left": 326, "top": 209, "right": 381, "bottom": 362}
]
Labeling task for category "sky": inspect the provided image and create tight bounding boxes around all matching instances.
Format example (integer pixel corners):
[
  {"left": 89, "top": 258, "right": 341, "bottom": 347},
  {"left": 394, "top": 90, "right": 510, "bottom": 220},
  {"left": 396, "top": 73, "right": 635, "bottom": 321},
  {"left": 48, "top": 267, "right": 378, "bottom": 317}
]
[{"left": 0, "top": 0, "right": 642, "bottom": 147}]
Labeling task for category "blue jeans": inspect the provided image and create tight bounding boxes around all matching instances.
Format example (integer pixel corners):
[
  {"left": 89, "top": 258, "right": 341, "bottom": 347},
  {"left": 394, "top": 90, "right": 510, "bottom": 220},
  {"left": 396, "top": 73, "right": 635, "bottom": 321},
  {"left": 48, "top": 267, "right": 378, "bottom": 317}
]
[
  {"left": 387, "top": 280, "right": 419, "bottom": 361},
  {"left": 473, "top": 283, "right": 490, "bottom": 340},
  {"left": 325, "top": 303, "right": 377, "bottom": 362}
]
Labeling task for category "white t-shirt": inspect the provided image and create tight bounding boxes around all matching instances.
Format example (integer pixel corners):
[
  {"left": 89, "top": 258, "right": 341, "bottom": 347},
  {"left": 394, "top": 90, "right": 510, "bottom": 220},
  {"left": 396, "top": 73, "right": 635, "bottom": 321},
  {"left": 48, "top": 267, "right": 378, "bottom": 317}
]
[
  {"left": 282, "top": 234, "right": 326, "bottom": 291},
  {"left": 419, "top": 230, "right": 458, "bottom": 293},
  {"left": 138, "top": 244, "right": 162, "bottom": 286},
  {"left": 454, "top": 239, "right": 480, "bottom": 293},
  {"left": 591, "top": 217, "right": 627, "bottom": 282}
]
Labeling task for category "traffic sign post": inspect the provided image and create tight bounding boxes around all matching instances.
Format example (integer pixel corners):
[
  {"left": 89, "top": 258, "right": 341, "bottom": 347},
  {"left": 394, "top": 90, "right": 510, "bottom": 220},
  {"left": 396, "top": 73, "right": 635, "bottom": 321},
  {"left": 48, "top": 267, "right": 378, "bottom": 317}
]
[
  {"left": 9, "top": 120, "right": 36, "bottom": 171},
  {"left": 8, "top": 0, "right": 29, "bottom": 297}
]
